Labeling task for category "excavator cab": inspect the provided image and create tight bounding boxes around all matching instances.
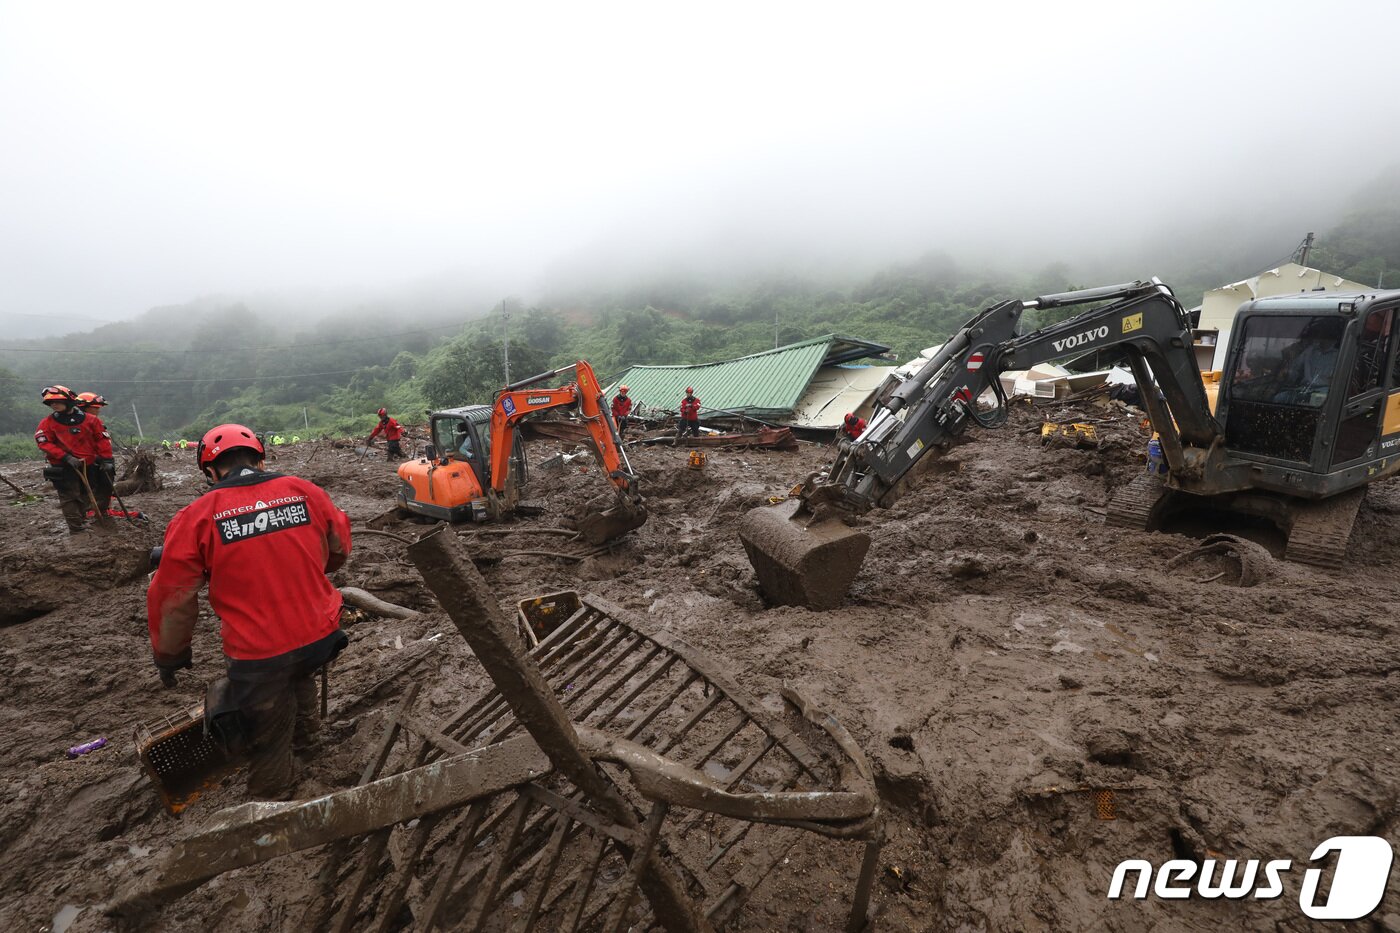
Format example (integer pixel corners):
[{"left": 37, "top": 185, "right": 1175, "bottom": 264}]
[
  {"left": 427, "top": 406, "right": 529, "bottom": 492},
  {"left": 1218, "top": 295, "right": 1400, "bottom": 479},
  {"left": 397, "top": 405, "right": 527, "bottom": 522}
]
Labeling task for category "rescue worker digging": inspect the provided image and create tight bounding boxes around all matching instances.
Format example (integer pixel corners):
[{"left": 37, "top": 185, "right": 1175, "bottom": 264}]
[
  {"left": 34, "top": 384, "right": 115, "bottom": 534},
  {"left": 611, "top": 384, "right": 632, "bottom": 437},
  {"left": 367, "top": 407, "right": 404, "bottom": 460},
  {"left": 147, "top": 423, "right": 352, "bottom": 800},
  {"left": 841, "top": 412, "right": 866, "bottom": 441}
]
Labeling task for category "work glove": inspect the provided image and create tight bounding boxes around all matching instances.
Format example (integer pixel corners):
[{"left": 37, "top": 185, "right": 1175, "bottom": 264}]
[
  {"left": 154, "top": 647, "right": 193, "bottom": 689},
  {"left": 62, "top": 454, "right": 84, "bottom": 470},
  {"left": 100, "top": 459, "right": 116, "bottom": 479}
]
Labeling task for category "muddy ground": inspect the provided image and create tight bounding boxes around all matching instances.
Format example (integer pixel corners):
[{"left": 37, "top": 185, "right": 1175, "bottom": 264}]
[{"left": 1, "top": 401, "right": 1397, "bottom": 932}]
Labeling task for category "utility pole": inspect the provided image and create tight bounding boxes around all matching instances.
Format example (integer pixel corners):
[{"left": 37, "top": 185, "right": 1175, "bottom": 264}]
[
  {"left": 774, "top": 311, "right": 780, "bottom": 349},
  {"left": 131, "top": 401, "right": 144, "bottom": 441},
  {"left": 303, "top": 407, "right": 310, "bottom": 432},
  {"left": 501, "top": 298, "right": 511, "bottom": 384},
  {"left": 1294, "top": 231, "right": 1315, "bottom": 267}
]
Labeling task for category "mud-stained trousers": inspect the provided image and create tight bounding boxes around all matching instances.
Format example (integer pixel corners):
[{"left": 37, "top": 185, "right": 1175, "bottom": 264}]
[
  {"left": 227, "top": 629, "right": 347, "bottom": 800},
  {"left": 237, "top": 672, "right": 321, "bottom": 799},
  {"left": 46, "top": 463, "right": 113, "bottom": 531}
]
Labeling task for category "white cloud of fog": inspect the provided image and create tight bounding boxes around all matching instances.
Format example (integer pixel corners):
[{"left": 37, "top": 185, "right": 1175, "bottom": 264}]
[{"left": 2, "top": 0, "right": 1398, "bottom": 324}]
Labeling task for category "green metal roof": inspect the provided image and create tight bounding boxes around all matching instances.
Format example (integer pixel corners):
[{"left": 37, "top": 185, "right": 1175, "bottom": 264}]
[{"left": 604, "top": 335, "right": 892, "bottom": 419}]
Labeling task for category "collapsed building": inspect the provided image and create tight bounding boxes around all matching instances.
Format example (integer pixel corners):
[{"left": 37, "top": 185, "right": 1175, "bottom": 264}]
[{"left": 604, "top": 335, "right": 897, "bottom": 435}]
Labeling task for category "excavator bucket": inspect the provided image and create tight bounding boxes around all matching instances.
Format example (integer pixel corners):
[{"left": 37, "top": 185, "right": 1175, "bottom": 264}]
[
  {"left": 739, "top": 498, "right": 871, "bottom": 610},
  {"left": 577, "top": 502, "right": 649, "bottom": 544}
]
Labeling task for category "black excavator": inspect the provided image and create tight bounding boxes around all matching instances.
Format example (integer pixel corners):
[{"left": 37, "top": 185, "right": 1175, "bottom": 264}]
[{"left": 740, "top": 278, "right": 1400, "bottom": 608}]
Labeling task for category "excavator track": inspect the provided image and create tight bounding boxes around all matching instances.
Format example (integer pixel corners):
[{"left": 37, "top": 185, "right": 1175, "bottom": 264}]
[
  {"left": 1105, "top": 473, "right": 1169, "bottom": 530},
  {"left": 1283, "top": 488, "right": 1365, "bottom": 570}
]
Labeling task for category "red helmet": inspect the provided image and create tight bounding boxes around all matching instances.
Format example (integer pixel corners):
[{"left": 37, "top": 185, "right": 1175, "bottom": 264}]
[
  {"left": 77, "top": 391, "right": 108, "bottom": 409},
  {"left": 618, "top": 385, "right": 629, "bottom": 394},
  {"left": 197, "top": 423, "right": 265, "bottom": 468},
  {"left": 685, "top": 387, "right": 694, "bottom": 395},
  {"left": 41, "top": 384, "right": 77, "bottom": 403},
  {"left": 844, "top": 413, "right": 858, "bottom": 426},
  {"left": 378, "top": 407, "right": 388, "bottom": 417}
]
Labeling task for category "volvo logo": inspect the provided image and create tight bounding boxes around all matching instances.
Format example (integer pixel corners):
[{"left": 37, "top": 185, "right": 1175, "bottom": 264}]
[{"left": 1052, "top": 325, "right": 1110, "bottom": 353}]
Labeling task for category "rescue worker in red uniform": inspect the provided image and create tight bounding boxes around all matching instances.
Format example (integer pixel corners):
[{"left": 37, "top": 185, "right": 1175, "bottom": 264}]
[
  {"left": 610, "top": 385, "right": 633, "bottom": 437},
  {"left": 841, "top": 412, "right": 867, "bottom": 440},
  {"left": 367, "top": 407, "right": 404, "bottom": 460},
  {"left": 77, "top": 391, "right": 109, "bottom": 423},
  {"left": 34, "top": 385, "right": 115, "bottom": 533},
  {"left": 677, "top": 387, "right": 701, "bottom": 438},
  {"left": 148, "top": 423, "right": 352, "bottom": 799}
]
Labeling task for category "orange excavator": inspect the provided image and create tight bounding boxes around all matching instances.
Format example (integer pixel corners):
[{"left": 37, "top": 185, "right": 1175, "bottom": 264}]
[{"left": 395, "top": 360, "right": 646, "bottom": 543}]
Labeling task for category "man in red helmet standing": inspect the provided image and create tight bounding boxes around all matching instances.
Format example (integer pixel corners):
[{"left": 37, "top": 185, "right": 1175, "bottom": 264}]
[
  {"left": 610, "top": 385, "right": 633, "bottom": 437},
  {"left": 148, "top": 423, "right": 352, "bottom": 799},
  {"left": 841, "top": 412, "right": 867, "bottom": 441},
  {"left": 34, "top": 385, "right": 115, "bottom": 534},
  {"left": 366, "top": 407, "right": 404, "bottom": 461},
  {"left": 677, "top": 387, "right": 701, "bottom": 438}
]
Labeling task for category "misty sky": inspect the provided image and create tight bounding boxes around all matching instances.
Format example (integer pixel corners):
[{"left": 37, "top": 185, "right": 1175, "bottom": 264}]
[{"left": 3, "top": 0, "right": 1399, "bottom": 326}]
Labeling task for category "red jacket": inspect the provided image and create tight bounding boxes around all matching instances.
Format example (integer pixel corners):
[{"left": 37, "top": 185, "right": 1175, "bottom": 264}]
[
  {"left": 148, "top": 470, "right": 351, "bottom": 662},
  {"left": 842, "top": 417, "right": 867, "bottom": 439},
  {"left": 680, "top": 395, "right": 700, "bottom": 419},
  {"left": 369, "top": 417, "right": 403, "bottom": 441},
  {"left": 611, "top": 395, "right": 632, "bottom": 420},
  {"left": 35, "top": 410, "right": 112, "bottom": 465}
]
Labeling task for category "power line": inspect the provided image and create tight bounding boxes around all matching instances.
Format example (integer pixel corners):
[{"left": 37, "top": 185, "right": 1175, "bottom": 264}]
[
  {"left": 0, "top": 320, "right": 475, "bottom": 355},
  {"left": 64, "top": 368, "right": 364, "bottom": 385}
]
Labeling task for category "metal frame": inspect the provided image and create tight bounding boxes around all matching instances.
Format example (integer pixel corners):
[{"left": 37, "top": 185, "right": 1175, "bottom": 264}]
[{"left": 111, "top": 529, "right": 882, "bottom": 932}]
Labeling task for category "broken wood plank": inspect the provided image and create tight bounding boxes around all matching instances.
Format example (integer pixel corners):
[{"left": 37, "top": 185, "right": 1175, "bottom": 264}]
[{"left": 107, "top": 735, "right": 551, "bottom": 916}]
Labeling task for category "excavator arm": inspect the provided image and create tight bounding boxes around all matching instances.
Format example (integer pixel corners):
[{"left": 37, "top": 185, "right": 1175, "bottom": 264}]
[
  {"left": 740, "top": 279, "right": 1227, "bottom": 610},
  {"left": 817, "top": 279, "right": 1222, "bottom": 514},
  {"left": 489, "top": 360, "right": 646, "bottom": 542}
]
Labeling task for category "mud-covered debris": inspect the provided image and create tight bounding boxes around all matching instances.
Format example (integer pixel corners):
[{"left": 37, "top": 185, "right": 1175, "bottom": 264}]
[
  {"left": 114, "top": 450, "right": 162, "bottom": 497},
  {"left": 947, "top": 555, "right": 992, "bottom": 580},
  {"left": 1166, "top": 533, "right": 1277, "bottom": 586},
  {"left": 1083, "top": 729, "right": 1142, "bottom": 768}
]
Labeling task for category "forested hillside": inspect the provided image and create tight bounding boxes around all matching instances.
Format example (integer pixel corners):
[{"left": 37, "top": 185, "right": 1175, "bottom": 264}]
[{"left": 4, "top": 170, "right": 1399, "bottom": 461}]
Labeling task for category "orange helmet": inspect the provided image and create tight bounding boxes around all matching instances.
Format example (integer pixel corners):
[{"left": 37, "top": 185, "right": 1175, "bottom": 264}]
[
  {"left": 618, "top": 385, "right": 629, "bottom": 394},
  {"left": 77, "top": 391, "right": 108, "bottom": 409},
  {"left": 197, "top": 423, "right": 265, "bottom": 469},
  {"left": 41, "top": 384, "right": 77, "bottom": 403}
]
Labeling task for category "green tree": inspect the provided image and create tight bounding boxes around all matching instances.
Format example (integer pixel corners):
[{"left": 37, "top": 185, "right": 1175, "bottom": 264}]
[
  {"left": 419, "top": 332, "right": 550, "bottom": 409},
  {"left": 0, "top": 365, "right": 28, "bottom": 434}
]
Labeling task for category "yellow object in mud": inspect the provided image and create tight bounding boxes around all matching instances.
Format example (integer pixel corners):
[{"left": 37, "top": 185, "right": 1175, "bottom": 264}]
[
  {"left": 1200, "top": 369, "right": 1222, "bottom": 415},
  {"left": 686, "top": 449, "right": 708, "bottom": 470},
  {"left": 1040, "top": 422, "right": 1097, "bottom": 445}
]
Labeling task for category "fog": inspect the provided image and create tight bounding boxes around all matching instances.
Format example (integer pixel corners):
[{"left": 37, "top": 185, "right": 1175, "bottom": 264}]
[{"left": 3, "top": 0, "right": 1399, "bottom": 332}]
